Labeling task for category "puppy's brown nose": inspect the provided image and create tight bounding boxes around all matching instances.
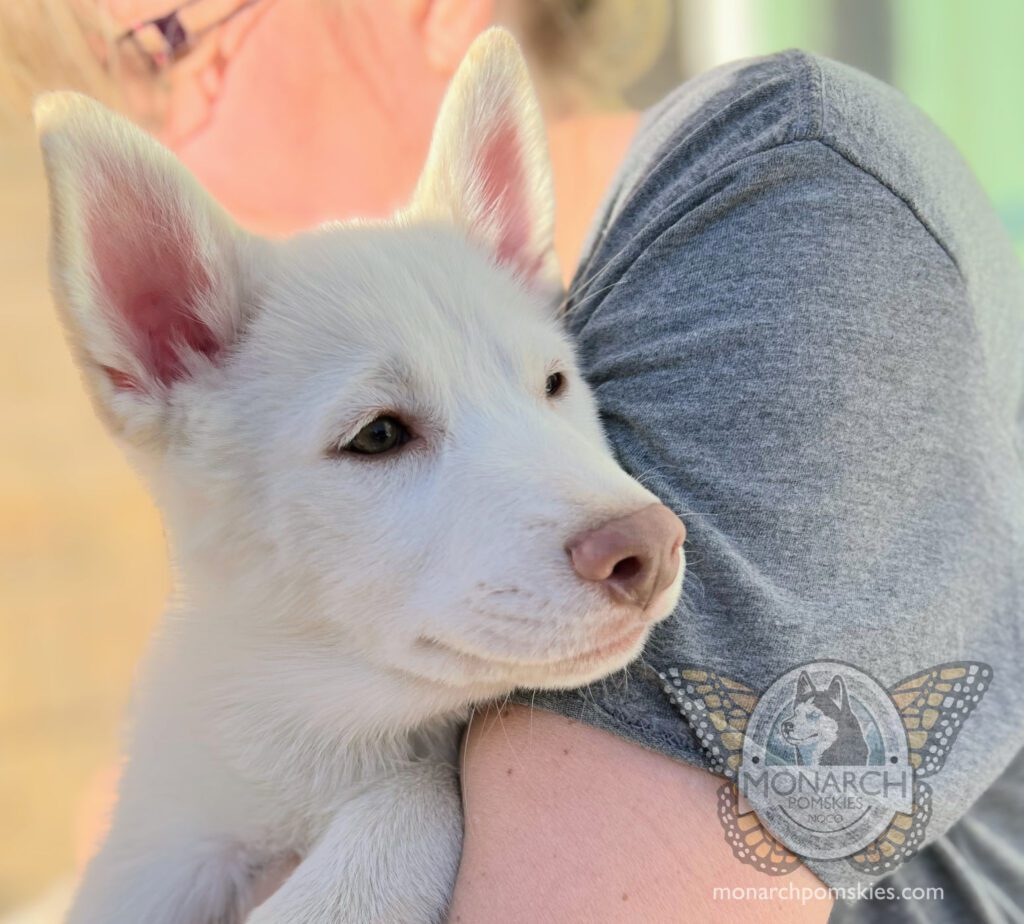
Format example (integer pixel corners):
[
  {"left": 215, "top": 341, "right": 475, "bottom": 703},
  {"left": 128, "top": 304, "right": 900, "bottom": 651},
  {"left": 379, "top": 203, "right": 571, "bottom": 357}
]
[{"left": 567, "top": 503, "right": 685, "bottom": 610}]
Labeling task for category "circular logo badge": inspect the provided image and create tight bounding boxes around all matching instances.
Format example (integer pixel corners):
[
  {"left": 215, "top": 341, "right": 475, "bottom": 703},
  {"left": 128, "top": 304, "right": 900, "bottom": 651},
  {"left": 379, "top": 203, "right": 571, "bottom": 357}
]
[{"left": 739, "top": 661, "right": 913, "bottom": 860}]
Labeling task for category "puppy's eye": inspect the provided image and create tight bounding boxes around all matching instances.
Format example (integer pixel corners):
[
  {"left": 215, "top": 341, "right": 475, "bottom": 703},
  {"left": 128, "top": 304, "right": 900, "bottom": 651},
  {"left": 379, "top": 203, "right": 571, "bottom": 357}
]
[
  {"left": 342, "top": 415, "right": 410, "bottom": 456},
  {"left": 545, "top": 371, "right": 565, "bottom": 397}
]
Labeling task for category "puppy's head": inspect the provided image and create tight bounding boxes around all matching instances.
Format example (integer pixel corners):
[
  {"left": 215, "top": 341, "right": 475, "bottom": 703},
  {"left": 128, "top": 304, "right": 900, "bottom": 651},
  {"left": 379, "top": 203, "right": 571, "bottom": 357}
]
[{"left": 36, "top": 30, "right": 684, "bottom": 708}]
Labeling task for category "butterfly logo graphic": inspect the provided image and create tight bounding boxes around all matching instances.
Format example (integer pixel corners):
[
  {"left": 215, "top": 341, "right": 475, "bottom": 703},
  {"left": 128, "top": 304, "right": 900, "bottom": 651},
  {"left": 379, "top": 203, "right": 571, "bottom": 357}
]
[{"left": 657, "top": 662, "right": 992, "bottom": 876}]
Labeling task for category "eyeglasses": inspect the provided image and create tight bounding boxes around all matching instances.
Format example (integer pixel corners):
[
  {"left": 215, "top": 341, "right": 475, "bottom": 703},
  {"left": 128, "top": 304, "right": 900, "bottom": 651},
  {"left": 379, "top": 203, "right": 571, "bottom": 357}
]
[{"left": 115, "top": 0, "right": 267, "bottom": 74}]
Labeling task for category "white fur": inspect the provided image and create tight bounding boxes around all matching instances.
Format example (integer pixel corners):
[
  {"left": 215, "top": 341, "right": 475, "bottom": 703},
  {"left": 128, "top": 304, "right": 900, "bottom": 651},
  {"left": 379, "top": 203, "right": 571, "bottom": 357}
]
[{"left": 36, "top": 30, "right": 683, "bottom": 924}]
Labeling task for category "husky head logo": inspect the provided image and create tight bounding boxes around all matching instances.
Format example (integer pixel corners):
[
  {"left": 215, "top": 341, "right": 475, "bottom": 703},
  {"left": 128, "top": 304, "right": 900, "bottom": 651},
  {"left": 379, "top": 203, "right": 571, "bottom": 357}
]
[{"left": 781, "top": 671, "right": 869, "bottom": 766}]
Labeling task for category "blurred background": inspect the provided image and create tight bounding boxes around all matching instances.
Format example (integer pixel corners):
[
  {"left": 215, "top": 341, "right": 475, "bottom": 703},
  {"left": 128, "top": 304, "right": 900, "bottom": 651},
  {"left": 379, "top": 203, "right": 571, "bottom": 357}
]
[{"left": 1, "top": 0, "right": 1021, "bottom": 919}]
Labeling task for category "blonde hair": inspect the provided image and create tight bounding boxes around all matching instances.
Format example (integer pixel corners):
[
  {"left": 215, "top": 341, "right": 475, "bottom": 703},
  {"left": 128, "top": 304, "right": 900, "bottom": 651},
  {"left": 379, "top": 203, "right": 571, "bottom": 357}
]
[
  {"left": 0, "top": 0, "right": 124, "bottom": 118},
  {"left": 497, "top": 0, "right": 670, "bottom": 114},
  {"left": 0, "top": 0, "right": 669, "bottom": 122}
]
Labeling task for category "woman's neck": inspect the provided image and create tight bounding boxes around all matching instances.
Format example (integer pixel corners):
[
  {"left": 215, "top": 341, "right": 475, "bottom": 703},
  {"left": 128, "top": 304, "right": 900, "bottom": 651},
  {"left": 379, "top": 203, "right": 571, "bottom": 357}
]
[{"left": 547, "top": 110, "right": 640, "bottom": 283}]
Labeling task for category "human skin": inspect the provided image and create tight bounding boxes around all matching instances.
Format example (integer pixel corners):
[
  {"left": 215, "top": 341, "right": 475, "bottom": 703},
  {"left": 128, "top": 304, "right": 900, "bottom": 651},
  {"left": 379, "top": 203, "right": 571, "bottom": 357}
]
[
  {"left": 450, "top": 705, "right": 832, "bottom": 922},
  {"left": 106, "top": 0, "right": 638, "bottom": 276},
  {"left": 88, "top": 0, "right": 833, "bottom": 917}
]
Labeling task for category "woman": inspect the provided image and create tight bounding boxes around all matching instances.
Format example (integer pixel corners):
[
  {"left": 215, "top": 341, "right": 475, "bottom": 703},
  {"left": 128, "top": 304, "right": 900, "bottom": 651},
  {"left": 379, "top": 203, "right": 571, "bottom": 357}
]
[{"left": 4, "top": 2, "right": 1022, "bottom": 921}]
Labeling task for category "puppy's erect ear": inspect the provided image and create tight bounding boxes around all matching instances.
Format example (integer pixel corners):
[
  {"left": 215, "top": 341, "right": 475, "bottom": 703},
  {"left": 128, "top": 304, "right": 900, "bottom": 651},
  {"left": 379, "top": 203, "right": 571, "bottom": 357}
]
[
  {"left": 34, "top": 93, "right": 253, "bottom": 446},
  {"left": 796, "top": 671, "right": 814, "bottom": 700},
  {"left": 410, "top": 28, "right": 561, "bottom": 295}
]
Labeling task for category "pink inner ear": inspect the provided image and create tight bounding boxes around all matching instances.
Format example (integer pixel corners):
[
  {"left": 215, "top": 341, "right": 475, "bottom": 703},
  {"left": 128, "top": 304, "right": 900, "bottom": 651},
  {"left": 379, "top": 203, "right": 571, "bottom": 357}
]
[
  {"left": 88, "top": 166, "right": 220, "bottom": 390},
  {"left": 477, "top": 120, "right": 542, "bottom": 280}
]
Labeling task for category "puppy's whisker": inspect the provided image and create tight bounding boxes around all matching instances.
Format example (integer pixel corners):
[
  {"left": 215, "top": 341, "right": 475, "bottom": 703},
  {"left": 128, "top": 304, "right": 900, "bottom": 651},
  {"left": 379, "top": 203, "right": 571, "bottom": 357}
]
[{"left": 465, "top": 606, "right": 547, "bottom": 628}]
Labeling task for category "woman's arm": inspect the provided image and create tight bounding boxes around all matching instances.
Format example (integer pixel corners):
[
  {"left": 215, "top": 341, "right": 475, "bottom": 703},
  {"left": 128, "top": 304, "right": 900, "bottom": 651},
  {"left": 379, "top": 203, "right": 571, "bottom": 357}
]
[{"left": 448, "top": 704, "right": 833, "bottom": 923}]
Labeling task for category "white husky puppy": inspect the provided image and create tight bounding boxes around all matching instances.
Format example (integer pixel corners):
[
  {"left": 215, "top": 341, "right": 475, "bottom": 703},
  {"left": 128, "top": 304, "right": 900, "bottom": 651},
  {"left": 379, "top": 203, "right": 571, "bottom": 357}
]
[{"left": 37, "top": 29, "right": 685, "bottom": 924}]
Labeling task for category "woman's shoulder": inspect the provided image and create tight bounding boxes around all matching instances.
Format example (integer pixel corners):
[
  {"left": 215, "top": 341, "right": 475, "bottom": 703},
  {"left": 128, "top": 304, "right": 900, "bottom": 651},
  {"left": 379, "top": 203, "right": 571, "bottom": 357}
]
[
  {"left": 585, "top": 50, "right": 1022, "bottom": 338},
  {"left": 577, "top": 50, "right": 924, "bottom": 281},
  {"left": 639, "top": 49, "right": 824, "bottom": 170},
  {"left": 620, "top": 48, "right": 961, "bottom": 202},
  {"left": 585, "top": 50, "right": 823, "bottom": 245}
]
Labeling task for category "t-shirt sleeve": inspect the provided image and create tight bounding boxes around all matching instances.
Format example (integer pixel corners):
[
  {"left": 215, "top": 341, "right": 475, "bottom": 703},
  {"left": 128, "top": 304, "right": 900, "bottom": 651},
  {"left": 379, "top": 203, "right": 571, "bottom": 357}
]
[{"left": 512, "top": 135, "right": 1024, "bottom": 890}]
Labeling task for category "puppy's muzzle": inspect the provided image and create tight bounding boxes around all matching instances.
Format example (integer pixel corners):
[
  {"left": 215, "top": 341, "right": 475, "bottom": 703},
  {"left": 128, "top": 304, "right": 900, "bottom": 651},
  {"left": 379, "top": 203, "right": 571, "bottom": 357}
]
[{"left": 567, "top": 503, "right": 685, "bottom": 611}]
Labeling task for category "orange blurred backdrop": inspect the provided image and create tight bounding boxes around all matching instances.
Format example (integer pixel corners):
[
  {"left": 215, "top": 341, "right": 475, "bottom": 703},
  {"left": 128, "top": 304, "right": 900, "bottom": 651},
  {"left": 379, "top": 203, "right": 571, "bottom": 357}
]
[{"left": 0, "top": 125, "right": 168, "bottom": 912}]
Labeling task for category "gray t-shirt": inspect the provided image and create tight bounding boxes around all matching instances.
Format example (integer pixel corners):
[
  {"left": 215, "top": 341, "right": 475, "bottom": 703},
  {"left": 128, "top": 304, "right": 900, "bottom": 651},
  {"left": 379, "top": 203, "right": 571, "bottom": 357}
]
[{"left": 516, "top": 51, "right": 1024, "bottom": 920}]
